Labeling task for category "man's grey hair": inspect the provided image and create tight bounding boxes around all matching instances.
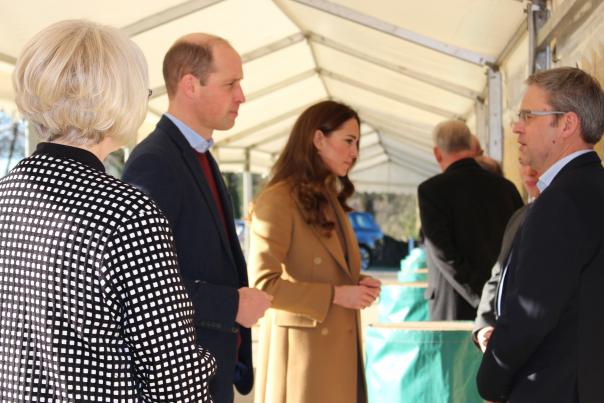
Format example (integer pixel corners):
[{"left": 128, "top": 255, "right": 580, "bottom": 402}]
[
  {"left": 433, "top": 120, "right": 472, "bottom": 154},
  {"left": 527, "top": 67, "right": 604, "bottom": 144}
]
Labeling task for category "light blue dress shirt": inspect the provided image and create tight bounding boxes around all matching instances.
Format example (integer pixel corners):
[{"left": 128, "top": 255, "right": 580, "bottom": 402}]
[
  {"left": 165, "top": 113, "right": 214, "bottom": 153},
  {"left": 536, "top": 149, "right": 592, "bottom": 193}
]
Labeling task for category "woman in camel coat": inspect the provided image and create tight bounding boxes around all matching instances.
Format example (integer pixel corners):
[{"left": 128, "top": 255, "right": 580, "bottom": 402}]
[{"left": 251, "top": 101, "right": 381, "bottom": 403}]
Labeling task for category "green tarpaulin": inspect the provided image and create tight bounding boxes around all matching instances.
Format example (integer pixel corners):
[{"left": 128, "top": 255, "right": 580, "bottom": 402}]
[
  {"left": 364, "top": 323, "right": 484, "bottom": 403},
  {"left": 379, "top": 285, "right": 429, "bottom": 323}
]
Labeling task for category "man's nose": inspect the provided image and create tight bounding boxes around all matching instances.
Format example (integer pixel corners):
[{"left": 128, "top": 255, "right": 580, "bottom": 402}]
[
  {"left": 512, "top": 120, "right": 523, "bottom": 135},
  {"left": 235, "top": 84, "right": 245, "bottom": 103}
]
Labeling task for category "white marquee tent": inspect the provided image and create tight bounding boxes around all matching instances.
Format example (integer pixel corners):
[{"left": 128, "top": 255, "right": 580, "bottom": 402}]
[{"left": 1, "top": 0, "right": 603, "bottom": 194}]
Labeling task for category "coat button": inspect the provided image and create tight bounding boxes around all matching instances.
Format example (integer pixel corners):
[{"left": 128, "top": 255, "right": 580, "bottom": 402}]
[
  {"left": 313, "top": 257, "right": 322, "bottom": 265},
  {"left": 321, "top": 328, "right": 329, "bottom": 335}
]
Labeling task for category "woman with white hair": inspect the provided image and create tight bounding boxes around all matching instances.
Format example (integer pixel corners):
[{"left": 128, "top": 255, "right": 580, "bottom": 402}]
[{"left": 0, "top": 20, "right": 216, "bottom": 401}]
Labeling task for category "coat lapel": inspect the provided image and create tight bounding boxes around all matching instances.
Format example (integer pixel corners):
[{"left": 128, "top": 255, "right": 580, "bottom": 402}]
[
  {"left": 333, "top": 202, "right": 362, "bottom": 281},
  {"left": 294, "top": 194, "right": 355, "bottom": 280}
]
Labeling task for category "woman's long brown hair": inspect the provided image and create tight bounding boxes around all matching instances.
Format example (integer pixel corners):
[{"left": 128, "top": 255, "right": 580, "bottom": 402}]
[{"left": 265, "top": 100, "right": 360, "bottom": 237}]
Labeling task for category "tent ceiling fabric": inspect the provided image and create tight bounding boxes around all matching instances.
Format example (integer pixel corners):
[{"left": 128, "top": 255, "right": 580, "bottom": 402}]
[{"left": 0, "top": 0, "right": 527, "bottom": 194}]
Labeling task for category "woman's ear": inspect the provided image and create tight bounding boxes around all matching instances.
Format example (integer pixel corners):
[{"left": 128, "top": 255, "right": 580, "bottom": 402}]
[{"left": 313, "top": 129, "right": 325, "bottom": 151}]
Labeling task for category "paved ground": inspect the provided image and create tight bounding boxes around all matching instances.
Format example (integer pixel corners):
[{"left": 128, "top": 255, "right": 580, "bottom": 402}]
[{"left": 234, "top": 269, "right": 398, "bottom": 403}]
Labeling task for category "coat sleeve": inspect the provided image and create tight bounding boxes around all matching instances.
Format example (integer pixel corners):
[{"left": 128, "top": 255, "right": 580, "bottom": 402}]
[
  {"left": 123, "top": 151, "right": 240, "bottom": 332},
  {"left": 418, "top": 182, "right": 480, "bottom": 306},
  {"left": 103, "top": 209, "right": 216, "bottom": 402},
  {"left": 250, "top": 187, "right": 333, "bottom": 323},
  {"left": 477, "top": 193, "right": 585, "bottom": 401}
]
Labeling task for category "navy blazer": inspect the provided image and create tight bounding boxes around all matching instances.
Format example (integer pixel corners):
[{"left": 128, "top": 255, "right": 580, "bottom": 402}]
[
  {"left": 477, "top": 152, "right": 604, "bottom": 403},
  {"left": 123, "top": 116, "right": 252, "bottom": 401}
]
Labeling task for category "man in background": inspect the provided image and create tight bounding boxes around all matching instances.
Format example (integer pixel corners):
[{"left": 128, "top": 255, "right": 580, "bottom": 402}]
[
  {"left": 470, "top": 134, "right": 484, "bottom": 157},
  {"left": 123, "top": 34, "right": 272, "bottom": 403},
  {"left": 418, "top": 120, "right": 523, "bottom": 320}
]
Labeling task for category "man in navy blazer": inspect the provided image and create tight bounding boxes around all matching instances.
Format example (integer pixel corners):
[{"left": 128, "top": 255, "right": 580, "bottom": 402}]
[
  {"left": 123, "top": 34, "right": 272, "bottom": 403},
  {"left": 477, "top": 67, "right": 604, "bottom": 403}
]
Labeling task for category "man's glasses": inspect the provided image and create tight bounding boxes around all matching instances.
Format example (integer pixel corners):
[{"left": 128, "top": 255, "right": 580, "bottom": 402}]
[{"left": 516, "top": 109, "right": 565, "bottom": 123}]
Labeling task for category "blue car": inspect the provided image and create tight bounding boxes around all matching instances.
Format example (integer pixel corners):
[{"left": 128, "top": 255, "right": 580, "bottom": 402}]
[{"left": 348, "top": 211, "right": 384, "bottom": 271}]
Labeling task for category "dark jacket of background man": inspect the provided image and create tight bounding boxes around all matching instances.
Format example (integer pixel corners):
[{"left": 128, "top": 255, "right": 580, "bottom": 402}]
[
  {"left": 419, "top": 159, "right": 522, "bottom": 320},
  {"left": 418, "top": 120, "right": 523, "bottom": 321}
]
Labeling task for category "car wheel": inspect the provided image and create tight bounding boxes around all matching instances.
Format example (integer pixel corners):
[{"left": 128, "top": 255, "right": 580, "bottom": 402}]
[{"left": 360, "top": 245, "right": 372, "bottom": 271}]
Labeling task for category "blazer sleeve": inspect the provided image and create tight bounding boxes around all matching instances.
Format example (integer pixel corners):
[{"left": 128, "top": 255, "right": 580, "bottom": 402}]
[
  {"left": 123, "top": 151, "right": 240, "bottom": 332},
  {"left": 250, "top": 187, "right": 333, "bottom": 323},
  {"left": 103, "top": 208, "right": 216, "bottom": 402},
  {"left": 122, "top": 151, "right": 183, "bottom": 226},
  {"left": 472, "top": 206, "right": 527, "bottom": 344},
  {"left": 418, "top": 183, "right": 480, "bottom": 306},
  {"left": 472, "top": 261, "right": 501, "bottom": 341},
  {"left": 477, "top": 193, "right": 585, "bottom": 401}
]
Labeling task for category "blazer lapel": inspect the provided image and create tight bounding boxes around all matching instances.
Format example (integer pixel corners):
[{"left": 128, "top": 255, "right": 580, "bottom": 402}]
[
  {"left": 206, "top": 151, "right": 238, "bottom": 243},
  {"left": 181, "top": 150, "right": 232, "bottom": 245},
  {"left": 161, "top": 119, "right": 237, "bottom": 268}
]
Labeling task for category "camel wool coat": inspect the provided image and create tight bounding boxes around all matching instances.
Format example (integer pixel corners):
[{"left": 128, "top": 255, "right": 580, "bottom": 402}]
[{"left": 251, "top": 182, "right": 368, "bottom": 403}]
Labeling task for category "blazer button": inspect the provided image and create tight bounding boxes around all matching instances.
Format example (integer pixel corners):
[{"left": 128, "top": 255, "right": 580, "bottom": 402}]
[
  {"left": 313, "top": 257, "right": 322, "bottom": 265},
  {"left": 321, "top": 328, "right": 329, "bottom": 336}
]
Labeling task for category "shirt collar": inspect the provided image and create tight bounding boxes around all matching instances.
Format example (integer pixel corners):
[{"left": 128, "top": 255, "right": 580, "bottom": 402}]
[
  {"left": 537, "top": 149, "right": 592, "bottom": 193},
  {"left": 165, "top": 113, "right": 214, "bottom": 153},
  {"left": 34, "top": 142, "right": 105, "bottom": 172}
]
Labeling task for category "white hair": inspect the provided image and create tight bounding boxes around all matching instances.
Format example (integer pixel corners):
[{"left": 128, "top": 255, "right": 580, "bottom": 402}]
[{"left": 13, "top": 19, "right": 149, "bottom": 147}]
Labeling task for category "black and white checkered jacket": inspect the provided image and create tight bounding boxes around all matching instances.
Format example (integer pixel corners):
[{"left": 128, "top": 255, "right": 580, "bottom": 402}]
[{"left": 0, "top": 142, "right": 216, "bottom": 402}]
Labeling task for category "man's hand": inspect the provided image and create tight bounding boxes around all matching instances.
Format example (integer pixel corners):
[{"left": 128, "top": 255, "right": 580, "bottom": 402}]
[
  {"left": 477, "top": 326, "right": 494, "bottom": 352},
  {"left": 333, "top": 283, "right": 380, "bottom": 310},
  {"left": 235, "top": 287, "right": 273, "bottom": 328}
]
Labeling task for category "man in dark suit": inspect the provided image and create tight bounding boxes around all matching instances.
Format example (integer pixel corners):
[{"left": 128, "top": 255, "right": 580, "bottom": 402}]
[
  {"left": 472, "top": 165, "right": 539, "bottom": 351},
  {"left": 123, "top": 34, "right": 272, "bottom": 403},
  {"left": 477, "top": 67, "right": 604, "bottom": 403},
  {"left": 418, "top": 120, "right": 523, "bottom": 320}
]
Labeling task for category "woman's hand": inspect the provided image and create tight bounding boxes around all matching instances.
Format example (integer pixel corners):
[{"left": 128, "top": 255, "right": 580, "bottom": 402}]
[
  {"left": 333, "top": 282, "right": 380, "bottom": 310},
  {"left": 359, "top": 276, "right": 381, "bottom": 290}
]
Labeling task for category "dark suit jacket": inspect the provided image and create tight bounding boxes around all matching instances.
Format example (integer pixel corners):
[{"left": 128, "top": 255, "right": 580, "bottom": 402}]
[
  {"left": 418, "top": 158, "right": 523, "bottom": 320},
  {"left": 477, "top": 151, "right": 604, "bottom": 403},
  {"left": 123, "top": 116, "right": 252, "bottom": 402},
  {"left": 472, "top": 205, "right": 529, "bottom": 344}
]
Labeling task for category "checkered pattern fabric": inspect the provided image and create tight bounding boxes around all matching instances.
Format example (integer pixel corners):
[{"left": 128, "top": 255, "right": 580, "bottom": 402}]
[{"left": 0, "top": 144, "right": 216, "bottom": 402}]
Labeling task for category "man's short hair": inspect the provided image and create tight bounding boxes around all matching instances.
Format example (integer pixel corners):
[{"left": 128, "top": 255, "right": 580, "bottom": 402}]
[
  {"left": 13, "top": 19, "right": 149, "bottom": 146},
  {"left": 163, "top": 35, "right": 229, "bottom": 97},
  {"left": 433, "top": 120, "right": 472, "bottom": 154},
  {"left": 527, "top": 67, "right": 604, "bottom": 144}
]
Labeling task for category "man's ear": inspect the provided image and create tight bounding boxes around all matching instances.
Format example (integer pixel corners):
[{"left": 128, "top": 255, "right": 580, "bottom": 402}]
[
  {"left": 559, "top": 111, "right": 581, "bottom": 140},
  {"left": 313, "top": 129, "right": 325, "bottom": 151},
  {"left": 433, "top": 146, "right": 443, "bottom": 163},
  {"left": 178, "top": 73, "right": 198, "bottom": 98}
]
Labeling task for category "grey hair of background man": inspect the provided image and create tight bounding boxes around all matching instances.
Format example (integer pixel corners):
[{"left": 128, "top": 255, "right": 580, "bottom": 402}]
[
  {"left": 13, "top": 19, "right": 149, "bottom": 147},
  {"left": 527, "top": 67, "right": 604, "bottom": 144},
  {"left": 163, "top": 34, "right": 231, "bottom": 97},
  {"left": 433, "top": 120, "right": 472, "bottom": 154}
]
